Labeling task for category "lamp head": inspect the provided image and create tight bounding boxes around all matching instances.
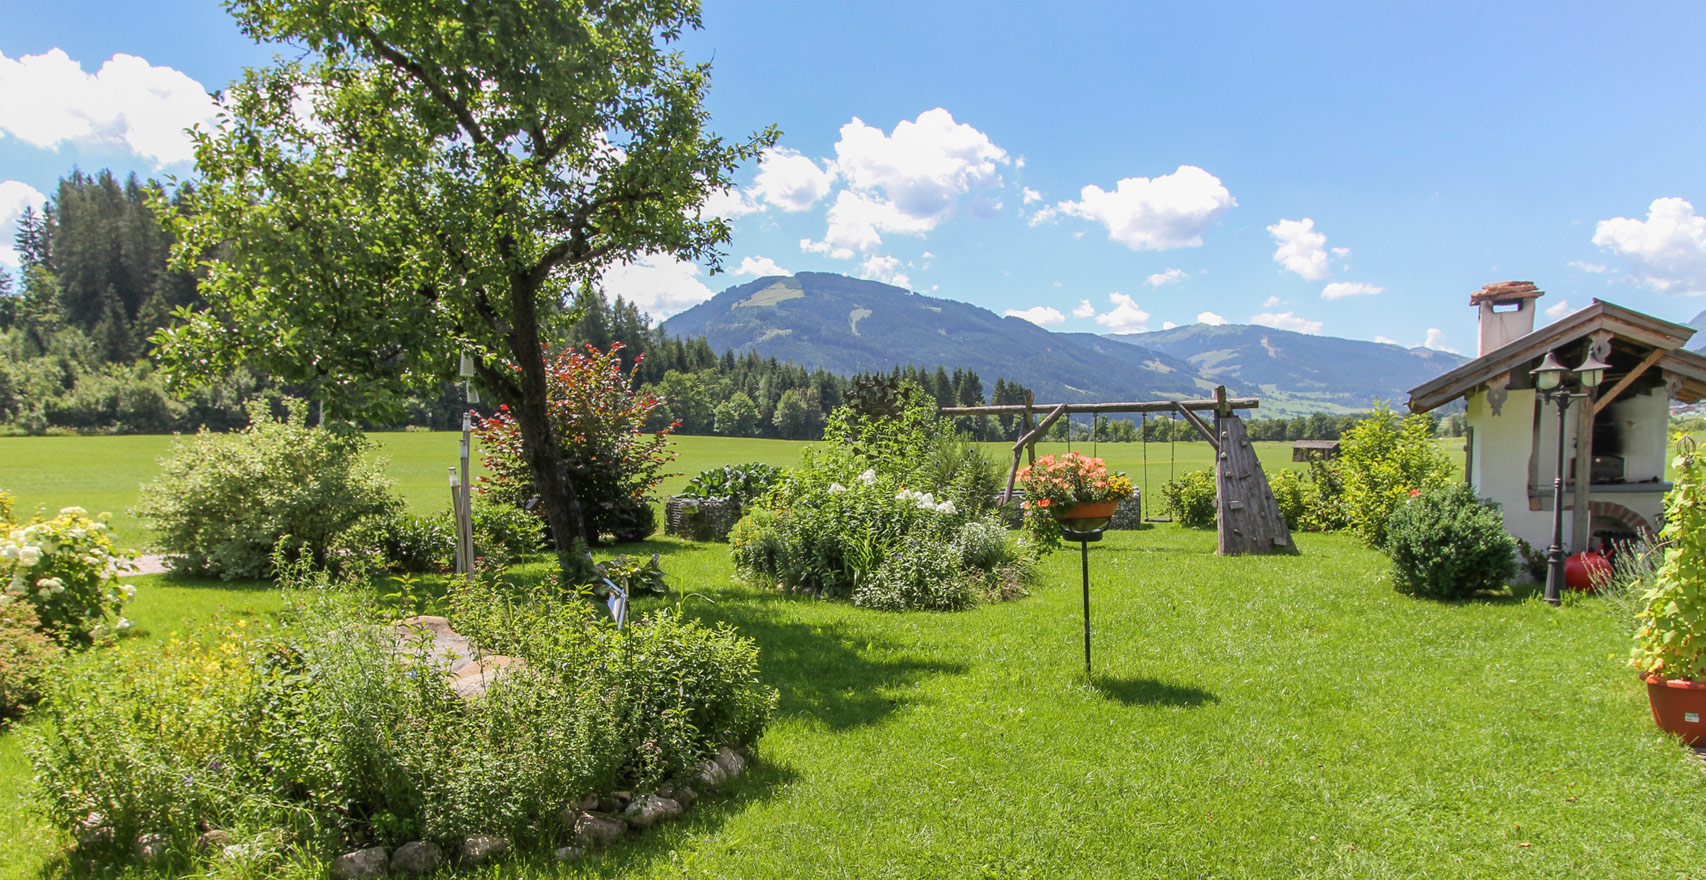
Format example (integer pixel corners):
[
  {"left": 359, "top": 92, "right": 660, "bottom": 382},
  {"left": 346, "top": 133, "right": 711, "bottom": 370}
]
[
  {"left": 1532, "top": 350, "right": 1568, "bottom": 391},
  {"left": 1576, "top": 351, "right": 1612, "bottom": 389}
]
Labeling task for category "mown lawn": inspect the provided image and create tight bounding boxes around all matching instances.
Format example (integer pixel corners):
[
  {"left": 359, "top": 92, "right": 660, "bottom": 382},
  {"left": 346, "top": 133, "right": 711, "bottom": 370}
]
[{"left": 2, "top": 520, "right": 1700, "bottom": 879}]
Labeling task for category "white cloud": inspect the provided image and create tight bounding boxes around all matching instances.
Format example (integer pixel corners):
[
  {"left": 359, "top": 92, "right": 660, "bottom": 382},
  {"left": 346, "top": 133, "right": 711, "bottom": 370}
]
[
  {"left": 1423, "top": 328, "right": 1459, "bottom": 353},
  {"left": 799, "top": 237, "right": 854, "bottom": 260},
  {"left": 733, "top": 255, "right": 789, "bottom": 277},
  {"left": 1331, "top": 246, "right": 1352, "bottom": 260},
  {"left": 1545, "top": 299, "right": 1579, "bottom": 321},
  {"left": 1197, "top": 311, "right": 1227, "bottom": 325},
  {"left": 701, "top": 186, "right": 759, "bottom": 220},
  {"left": 1251, "top": 311, "right": 1323, "bottom": 334},
  {"left": 0, "top": 180, "right": 48, "bottom": 268},
  {"left": 1072, "top": 298, "right": 1096, "bottom": 318},
  {"left": 599, "top": 252, "right": 717, "bottom": 319},
  {"left": 1055, "top": 165, "right": 1235, "bottom": 251},
  {"left": 1005, "top": 305, "right": 1065, "bottom": 327},
  {"left": 1162, "top": 321, "right": 1178, "bottom": 330},
  {"left": 0, "top": 49, "right": 217, "bottom": 166},
  {"left": 1592, "top": 197, "right": 1706, "bottom": 294},
  {"left": 1569, "top": 260, "right": 1611, "bottom": 274},
  {"left": 749, "top": 147, "right": 835, "bottom": 212},
  {"left": 822, "top": 107, "right": 1007, "bottom": 252},
  {"left": 1374, "top": 336, "right": 1400, "bottom": 346},
  {"left": 1022, "top": 187, "right": 1043, "bottom": 205},
  {"left": 858, "top": 253, "right": 910, "bottom": 287},
  {"left": 1267, "top": 218, "right": 1330, "bottom": 281},
  {"left": 1146, "top": 267, "right": 1188, "bottom": 287},
  {"left": 1262, "top": 295, "right": 1282, "bottom": 308},
  {"left": 1093, "top": 292, "right": 1151, "bottom": 333},
  {"left": 1321, "top": 281, "right": 1385, "bottom": 300}
]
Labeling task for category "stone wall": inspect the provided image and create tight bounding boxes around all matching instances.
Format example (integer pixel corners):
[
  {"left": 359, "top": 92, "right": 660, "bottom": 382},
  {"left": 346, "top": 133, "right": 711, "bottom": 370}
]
[{"left": 665, "top": 497, "right": 745, "bottom": 542}]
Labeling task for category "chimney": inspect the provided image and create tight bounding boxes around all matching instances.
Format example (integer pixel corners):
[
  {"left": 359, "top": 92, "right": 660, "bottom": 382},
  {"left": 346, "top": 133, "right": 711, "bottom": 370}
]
[{"left": 1470, "top": 281, "right": 1544, "bottom": 356}]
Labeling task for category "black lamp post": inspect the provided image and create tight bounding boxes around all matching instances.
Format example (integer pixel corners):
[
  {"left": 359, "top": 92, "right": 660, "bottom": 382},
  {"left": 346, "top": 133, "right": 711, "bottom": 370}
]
[{"left": 1530, "top": 349, "right": 1611, "bottom": 606}]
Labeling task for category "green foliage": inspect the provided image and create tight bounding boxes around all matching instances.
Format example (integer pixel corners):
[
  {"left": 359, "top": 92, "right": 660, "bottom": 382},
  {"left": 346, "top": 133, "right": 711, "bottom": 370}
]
[
  {"left": 594, "top": 553, "right": 670, "bottom": 597},
  {"left": 29, "top": 575, "right": 775, "bottom": 859},
  {"left": 1384, "top": 484, "right": 1516, "bottom": 600},
  {"left": 1, "top": 507, "right": 136, "bottom": 644},
  {"left": 713, "top": 391, "right": 761, "bottom": 437},
  {"left": 373, "top": 512, "right": 453, "bottom": 574},
  {"left": 1337, "top": 403, "right": 1454, "bottom": 548},
  {"left": 0, "top": 602, "right": 61, "bottom": 722},
  {"left": 136, "top": 398, "right": 400, "bottom": 579},
  {"left": 1268, "top": 467, "right": 1309, "bottom": 531},
  {"left": 681, "top": 463, "right": 785, "bottom": 505},
  {"left": 855, "top": 539, "right": 974, "bottom": 612},
  {"left": 0, "top": 490, "right": 11, "bottom": 523},
  {"left": 1300, "top": 456, "right": 1350, "bottom": 531},
  {"left": 1632, "top": 440, "right": 1706, "bottom": 680},
  {"left": 1160, "top": 467, "right": 1219, "bottom": 529},
  {"left": 470, "top": 496, "right": 547, "bottom": 567}
]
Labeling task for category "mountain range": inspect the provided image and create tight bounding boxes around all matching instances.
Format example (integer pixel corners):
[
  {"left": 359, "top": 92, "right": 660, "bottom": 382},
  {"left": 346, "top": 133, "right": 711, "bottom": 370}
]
[{"left": 660, "top": 272, "right": 1468, "bottom": 416}]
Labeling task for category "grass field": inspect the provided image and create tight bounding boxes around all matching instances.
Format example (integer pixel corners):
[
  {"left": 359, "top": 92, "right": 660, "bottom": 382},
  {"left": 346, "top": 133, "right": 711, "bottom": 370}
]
[
  {"left": 10, "top": 430, "right": 1701, "bottom": 880},
  {"left": 0, "top": 432, "right": 1356, "bottom": 546}
]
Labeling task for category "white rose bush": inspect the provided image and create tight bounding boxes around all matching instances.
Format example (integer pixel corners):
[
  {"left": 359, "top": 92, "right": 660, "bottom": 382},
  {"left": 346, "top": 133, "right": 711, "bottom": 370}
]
[{"left": 1, "top": 507, "right": 137, "bottom": 644}]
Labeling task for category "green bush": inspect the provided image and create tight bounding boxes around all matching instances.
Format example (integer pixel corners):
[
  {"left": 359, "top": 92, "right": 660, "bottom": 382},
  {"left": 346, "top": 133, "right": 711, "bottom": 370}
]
[
  {"left": 1632, "top": 440, "right": 1706, "bottom": 680},
  {"left": 855, "top": 539, "right": 974, "bottom": 612},
  {"left": 1, "top": 507, "right": 136, "bottom": 644},
  {"left": 0, "top": 602, "right": 61, "bottom": 721},
  {"left": 373, "top": 511, "right": 454, "bottom": 574},
  {"left": 30, "top": 574, "right": 776, "bottom": 859},
  {"left": 470, "top": 496, "right": 547, "bottom": 565},
  {"left": 1160, "top": 468, "right": 1218, "bottom": 529},
  {"left": 1385, "top": 484, "right": 1516, "bottom": 599},
  {"left": 1268, "top": 468, "right": 1308, "bottom": 531},
  {"left": 136, "top": 398, "right": 400, "bottom": 579},
  {"left": 1338, "top": 403, "right": 1454, "bottom": 548},
  {"left": 680, "top": 463, "right": 785, "bottom": 505}
]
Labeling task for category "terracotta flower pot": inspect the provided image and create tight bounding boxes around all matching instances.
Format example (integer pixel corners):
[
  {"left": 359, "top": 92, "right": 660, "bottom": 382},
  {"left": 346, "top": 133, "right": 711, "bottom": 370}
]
[
  {"left": 1644, "top": 674, "right": 1706, "bottom": 746},
  {"left": 1054, "top": 500, "right": 1120, "bottom": 533}
]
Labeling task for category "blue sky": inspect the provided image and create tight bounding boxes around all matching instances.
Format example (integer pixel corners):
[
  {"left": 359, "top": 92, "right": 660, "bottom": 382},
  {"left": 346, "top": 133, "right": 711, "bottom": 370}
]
[{"left": 4, "top": 1, "right": 1706, "bottom": 353}]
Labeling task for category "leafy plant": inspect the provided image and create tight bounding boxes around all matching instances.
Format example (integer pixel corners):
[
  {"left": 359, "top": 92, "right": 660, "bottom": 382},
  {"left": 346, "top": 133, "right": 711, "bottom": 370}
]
[
  {"left": 469, "top": 496, "right": 546, "bottom": 566},
  {"left": 475, "top": 344, "right": 676, "bottom": 545},
  {"left": 373, "top": 511, "right": 454, "bottom": 574},
  {"left": 1384, "top": 484, "right": 1516, "bottom": 600},
  {"left": 0, "top": 602, "right": 61, "bottom": 721},
  {"left": 594, "top": 553, "right": 670, "bottom": 597},
  {"left": 1160, "top": 467, "right": 1219, "bottom": 530},
  {"left": 680, "top": 463, "right": 785, "bottom": 505},
  {"left": 855, "top": 538, "right": 974, "bottom": 612},
  {"left": 136, "top": 398, "right": 400, "bottom": 579},
  {"left": 1338, "top": 403, "right": 1454, "bottom": 548},
  {"left": 1, "top": 507, "right": 136, "bottom": 644},
  {"left": 1632, "top": 439, "right": 1706, "bottom": 681},
  {"left": 1268, "top": 468, "right": 1309, "bottom": 531}
]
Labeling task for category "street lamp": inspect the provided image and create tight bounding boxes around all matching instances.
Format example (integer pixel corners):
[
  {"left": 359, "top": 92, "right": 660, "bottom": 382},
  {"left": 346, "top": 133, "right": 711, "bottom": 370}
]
[{"left": 1530, "top": 348, "right": 1611, "bottom": 605}]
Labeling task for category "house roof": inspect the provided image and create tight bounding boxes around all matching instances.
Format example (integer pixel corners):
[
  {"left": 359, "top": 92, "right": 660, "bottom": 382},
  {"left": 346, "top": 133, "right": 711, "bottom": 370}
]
[
  {"left": 1407, "top": 299, "right": 1706, "bottom": 412},
  {"left": 1291, "top": 440, "right": 1340, "bottom": 448},
  {"left": 1469, "top": 280, "right": 1544, "bottom": 305}
]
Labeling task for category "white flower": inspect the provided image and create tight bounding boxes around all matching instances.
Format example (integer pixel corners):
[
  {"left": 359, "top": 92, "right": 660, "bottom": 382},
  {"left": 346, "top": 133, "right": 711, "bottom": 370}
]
[
  {"left": 119, "top": 584, "right": 136, "bottom": 601},
  {"left": 59, "top": 506, "right": 87, "bottom": 518},
  {"left": 858, "top": 469, "right": 877, "bottom": 486},
  {"left": 0, "top": 545, "right": 16, "bottom": 561},
  {"left": 17, "top": 546, "right": 41, "bottom": 566},
  {"left": 828, "top": 483, "right": 847, "bottom": 494},
  {"left": 936, "top": 501, "right": 957, "bottom": 515},
  {"left": 37, "top": 588, "right": 51, "bottom": 599},
  {"left": 115, "top": 617, "right": 135, "bottom": 633}
]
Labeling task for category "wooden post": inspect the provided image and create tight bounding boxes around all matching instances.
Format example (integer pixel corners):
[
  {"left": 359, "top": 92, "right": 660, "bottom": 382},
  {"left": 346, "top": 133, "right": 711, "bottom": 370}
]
[
  {"left": 1571, "top": 394, "right": 1595, "bottom": 554},
  {"left": 1213, "top": 413, "right": 1296, "bottom": 556},
  {"left": 1023, "top": 390, "right": 1037, "bottom": 469}
]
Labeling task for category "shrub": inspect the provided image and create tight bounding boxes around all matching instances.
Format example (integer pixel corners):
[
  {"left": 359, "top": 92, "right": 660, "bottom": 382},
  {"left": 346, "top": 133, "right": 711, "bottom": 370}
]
[
  {"left": 0, "top": 489, "right": 13, "bottom": 523},
  {"left": 474, "top": 343, "right": 675, "bottom": 545},
  {"left": 680, "top": 463, "right": 785, "bottom": 505},
  {"left": 1338, "top": 403, "right": 1454, "bottom": 548},
  {"left": 1268, "top": 468, "right": 1309, "bottom": 531},
  {"left": 854, "top": 538, "right": 973, "bottom": 612},
  {"left": 1385, "top": 484, "right": 1516, "bottom": 599},
  {"left": 1632, "top": 440, "right": 1706, "bottom": 681},
  {"left": 373, "top": 511, "right": 454, "bottom": 574},
  {"left": 30, "top": 577, "right": 776, "bottom": 859},
  {"left": 137, "top": 398, "right": 400, "bottom": 579},
  {"left": 1, "top": 507, "right": 136, "bottom": 644},
  {"left": 0, "top": 602, "right": 61, "bottom": 721},
  {"left": 1160, "top": 468, "right": 1218, "bottom": 529},
  {"left": 470, "top": 496, "right": 547, "bottom": 565}
]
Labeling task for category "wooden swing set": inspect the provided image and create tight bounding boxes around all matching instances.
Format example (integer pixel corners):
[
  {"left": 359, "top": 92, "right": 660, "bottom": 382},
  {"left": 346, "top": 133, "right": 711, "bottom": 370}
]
[{"left": 939, "top": 385, "right": 1295, "bottom": 556}]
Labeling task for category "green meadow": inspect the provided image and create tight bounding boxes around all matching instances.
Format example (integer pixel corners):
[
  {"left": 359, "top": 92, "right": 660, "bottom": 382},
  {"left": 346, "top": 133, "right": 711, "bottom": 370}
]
[{"left": 4, "top": 432, "right": 1700, "bottom": 880}]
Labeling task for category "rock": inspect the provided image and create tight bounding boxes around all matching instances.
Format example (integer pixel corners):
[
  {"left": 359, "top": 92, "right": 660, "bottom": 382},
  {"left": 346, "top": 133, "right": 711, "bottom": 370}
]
[
  {"left": 657, "top": 783, "right": 696, "bottom": 808},
  {"left": 714, "top": 746, "right": 746, "bottom": 779},
  {"left": 570, "top": 812, "right": 628, "bottom": 849},
  {"left": 330, "top": 846, "right": 389, "bottom": 879},
  {"left": 460, "top": 835, "right": 509, "bottom": 865},
  {"left": 448, "top": 655, "right": 523, "bottom": 699},
  {"left": 596, "top": 795, "right": 624, "bottom": 813},
  {"left": 554, "top": 846, "right": 584, "bottom": 863},
  {"left": 694, "top": 759, "right": 727, "bottom": 789},
  {"left": 622, "top": 794, "right": 683, "bottom": 830},
  {"left": 76, "top": 812, "right": 113, "bottom": 849},
  {"left": 133, "top": 833, "right": 169, "bottom": 863},
  {"left": 574, "top": 794, "right": 600, "bottom": 812},
  {"left": 196, "top": 830, "right": 233, "bottom": 852},
  {"left": 391, "top": 841, "right": 442, "bottom": 875}
]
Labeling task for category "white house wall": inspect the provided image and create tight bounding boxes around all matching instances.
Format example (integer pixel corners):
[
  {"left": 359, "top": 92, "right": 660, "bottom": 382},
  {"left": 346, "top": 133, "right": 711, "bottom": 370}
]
[{"left": 1468, "top": 385, "right": 1571, "bottom": 552}]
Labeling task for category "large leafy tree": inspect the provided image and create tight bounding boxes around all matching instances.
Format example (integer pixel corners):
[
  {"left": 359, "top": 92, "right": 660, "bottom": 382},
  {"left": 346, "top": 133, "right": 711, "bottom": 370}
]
[{"left": 158, "top": 0, "right": 774, "bottom": 577}]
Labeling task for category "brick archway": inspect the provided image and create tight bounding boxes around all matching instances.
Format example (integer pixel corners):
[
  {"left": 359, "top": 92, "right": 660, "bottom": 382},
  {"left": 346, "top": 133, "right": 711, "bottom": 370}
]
[{"left": 1561, "top": 498, "right": 1657, "bottom": 537}]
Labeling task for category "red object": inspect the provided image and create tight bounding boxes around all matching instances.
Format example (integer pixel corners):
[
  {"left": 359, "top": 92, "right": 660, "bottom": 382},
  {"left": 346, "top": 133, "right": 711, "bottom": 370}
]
[
  {"left": 1055, "top": 500, "right": 1120, "bottom": 532},
  {"left": 1644, "top": 675, "right": 1706, "bottom": 746},
  {"left": 1564, "top": 551, "right": 1612, "bottom": 592}
]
